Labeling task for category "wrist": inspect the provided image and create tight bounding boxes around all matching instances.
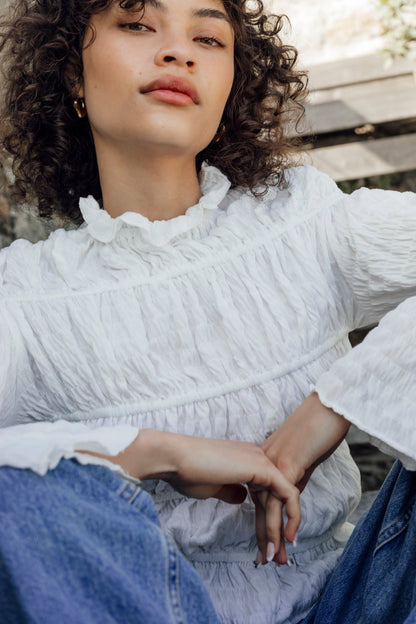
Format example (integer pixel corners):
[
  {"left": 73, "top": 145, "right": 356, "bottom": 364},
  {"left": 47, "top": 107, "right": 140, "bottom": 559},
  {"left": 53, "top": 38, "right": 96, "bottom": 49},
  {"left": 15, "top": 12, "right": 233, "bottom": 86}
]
[
  {"left": 115, "top": 428, "right": 178, "bottom": 480},
  {"left": 297, "top": 392, "right": 351, "bottom": 466},
  {"left": 264, "top": 392, "right": 351, "bottom": 487},
  {"left": 309, "top": 392, "right": 351, "bottom": 432}
]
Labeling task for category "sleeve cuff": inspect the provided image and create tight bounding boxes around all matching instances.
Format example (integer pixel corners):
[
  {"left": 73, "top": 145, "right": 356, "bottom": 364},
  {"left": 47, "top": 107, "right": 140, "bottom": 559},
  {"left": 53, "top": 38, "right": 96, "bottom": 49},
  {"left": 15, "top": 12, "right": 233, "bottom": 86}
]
[
  {"left": 0, "top": 421, "right": 140, "bottom": 478},
  {"left": 314, "top": 298, "right": 416, "bottom": 472}
]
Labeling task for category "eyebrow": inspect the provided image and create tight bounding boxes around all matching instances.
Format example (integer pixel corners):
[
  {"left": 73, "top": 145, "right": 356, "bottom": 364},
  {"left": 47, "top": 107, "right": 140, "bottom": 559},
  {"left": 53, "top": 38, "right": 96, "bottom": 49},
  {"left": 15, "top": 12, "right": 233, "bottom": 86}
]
[
  {"left": 192, "top": 9, "right": 230, "bottom": 24},
  {"left": 143, "top": 0, "right": 230, "bottom": 24},
  {"left": 191, "top": 8, "right": 230, "bottom": 23}
]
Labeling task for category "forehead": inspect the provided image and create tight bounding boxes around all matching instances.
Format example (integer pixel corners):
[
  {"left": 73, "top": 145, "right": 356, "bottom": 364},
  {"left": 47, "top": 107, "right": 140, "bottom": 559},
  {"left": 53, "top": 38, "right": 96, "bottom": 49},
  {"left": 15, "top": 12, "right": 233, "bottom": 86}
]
[{"left": 114, "top": 0, "right": 230, "bottom": 18}]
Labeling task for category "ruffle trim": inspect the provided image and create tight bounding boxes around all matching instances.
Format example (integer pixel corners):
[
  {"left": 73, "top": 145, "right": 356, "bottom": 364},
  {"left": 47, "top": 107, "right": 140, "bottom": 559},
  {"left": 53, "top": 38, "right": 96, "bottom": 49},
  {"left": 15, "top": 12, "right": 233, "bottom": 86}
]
[{"left": 79, "top": 162, "right": 231, "bottom": 245}]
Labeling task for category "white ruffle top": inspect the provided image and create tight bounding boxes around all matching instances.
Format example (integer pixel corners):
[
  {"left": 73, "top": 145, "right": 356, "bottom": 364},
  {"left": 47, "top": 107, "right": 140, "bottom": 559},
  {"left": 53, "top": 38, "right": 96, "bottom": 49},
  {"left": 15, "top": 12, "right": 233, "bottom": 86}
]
[{"left": 1, "top": 163, "right": 416, "bottom": 624}]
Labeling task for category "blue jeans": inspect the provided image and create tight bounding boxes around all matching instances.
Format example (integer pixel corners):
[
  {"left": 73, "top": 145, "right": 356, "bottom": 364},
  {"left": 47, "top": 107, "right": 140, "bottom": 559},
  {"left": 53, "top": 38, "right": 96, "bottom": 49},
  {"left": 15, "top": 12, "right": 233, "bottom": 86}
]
[
  {"left": 301, "top": 460, "right": 416, "bottom": 624},
  {"left": 0, "top": 459, "right": 415, "bottom": 623},
  {"left": 0, "top": 459, "right": 219, "bottom": 624}
]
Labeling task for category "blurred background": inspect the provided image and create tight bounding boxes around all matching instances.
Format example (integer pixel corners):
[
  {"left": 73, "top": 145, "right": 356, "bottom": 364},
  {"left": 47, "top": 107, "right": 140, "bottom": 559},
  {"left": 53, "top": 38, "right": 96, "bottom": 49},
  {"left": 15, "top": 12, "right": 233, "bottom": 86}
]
[{"left": 268, "top": 0, "right": 385, "bottom": 64}]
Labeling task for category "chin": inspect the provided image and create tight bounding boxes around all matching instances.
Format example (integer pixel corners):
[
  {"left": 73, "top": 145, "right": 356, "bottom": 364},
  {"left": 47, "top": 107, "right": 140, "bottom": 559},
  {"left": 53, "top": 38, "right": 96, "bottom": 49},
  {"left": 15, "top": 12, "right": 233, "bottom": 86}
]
[{"left": 140, "top": 133, "right": 211, "bottom": 157}]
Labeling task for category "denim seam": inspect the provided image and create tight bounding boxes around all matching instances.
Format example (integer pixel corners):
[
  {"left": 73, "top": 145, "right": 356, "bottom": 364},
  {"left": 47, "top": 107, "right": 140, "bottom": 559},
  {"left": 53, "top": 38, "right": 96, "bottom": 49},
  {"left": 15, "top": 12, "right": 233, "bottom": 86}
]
[
  {"left": 374, "top": 499, "right": 416, "bottom": 554},
  {"left": 126, "top": 486, "right": 142, "bottom": 505},
  {"left": 166, "top": 538, "right": 185, "bottom": 624},
  {"left": 117, "top": 482, "right": 142, "bottom": 502}
]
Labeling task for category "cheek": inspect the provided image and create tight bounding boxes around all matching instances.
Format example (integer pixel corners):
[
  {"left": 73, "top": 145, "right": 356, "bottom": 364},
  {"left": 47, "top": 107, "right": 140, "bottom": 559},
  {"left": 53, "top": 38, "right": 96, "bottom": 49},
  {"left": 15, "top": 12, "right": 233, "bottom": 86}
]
[
  {"left": 83, "top": 56, "right": 113, "bottom": 95},
  {"left": 206, "top": 58, "right": 234, "bottom": 106},
  {"left": 199, "top": 64, "right": 234, "bottom": 148},
  {"left": 220, "top": 56, "right": 235, "bottom": 103},
  {"left": 82, "top": 57, "right": 133, "bottom": 126},
  {"left": 83, "top": 40, "right": 130, "bottom": 93},
  {"left": 216, "top": 63, "right": 234, "bottom": 120}
]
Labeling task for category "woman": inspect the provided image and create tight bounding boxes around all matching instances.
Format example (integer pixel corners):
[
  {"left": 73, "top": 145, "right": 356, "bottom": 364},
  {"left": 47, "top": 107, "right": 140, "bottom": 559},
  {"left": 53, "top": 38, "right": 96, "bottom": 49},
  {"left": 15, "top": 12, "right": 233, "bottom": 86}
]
[{"left": 0, "top": 0, "right": 415, "bottom": 622}]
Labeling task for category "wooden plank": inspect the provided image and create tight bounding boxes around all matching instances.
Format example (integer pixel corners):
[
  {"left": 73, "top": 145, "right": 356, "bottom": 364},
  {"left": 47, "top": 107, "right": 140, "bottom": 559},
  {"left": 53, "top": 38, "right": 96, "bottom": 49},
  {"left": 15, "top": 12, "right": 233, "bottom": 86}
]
[
  {"left": 301, "top": 80, "right": 416, "bottom": 135},
  {"left": 306, "top": 54, "right": 415, "bottom": 91},
  {"left": 306, "top": 133, "right": 416, "bottom": 181},
  {"left": 309, "top": 74, "right": 414, "bottom": 105}
]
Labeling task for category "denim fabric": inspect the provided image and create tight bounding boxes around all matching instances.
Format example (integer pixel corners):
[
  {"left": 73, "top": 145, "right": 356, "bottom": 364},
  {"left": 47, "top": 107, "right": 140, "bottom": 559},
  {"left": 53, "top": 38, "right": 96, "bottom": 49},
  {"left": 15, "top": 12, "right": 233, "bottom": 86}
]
[
  {"left": 405, "top": 611, "right": 416, "bottom": 624},
  {"left": 2, "top": 459, "right": 416, "bottom": 624},
  {"left": 0, "top": 459, "right": 220, "bottom": 624},
  {"left": 302, "top": 461, "right": 416, "bottom": 624}
]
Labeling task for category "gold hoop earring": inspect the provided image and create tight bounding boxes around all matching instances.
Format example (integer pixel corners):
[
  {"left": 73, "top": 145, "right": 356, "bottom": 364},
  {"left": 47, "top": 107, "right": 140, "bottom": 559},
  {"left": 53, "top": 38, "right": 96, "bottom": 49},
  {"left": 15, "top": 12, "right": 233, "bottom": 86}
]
[
  {"left": 213, "top": 122, "right": 226, "bottom": 143},
  {"left": 73, "top": 98, "right": 87, "bottom": 119}
]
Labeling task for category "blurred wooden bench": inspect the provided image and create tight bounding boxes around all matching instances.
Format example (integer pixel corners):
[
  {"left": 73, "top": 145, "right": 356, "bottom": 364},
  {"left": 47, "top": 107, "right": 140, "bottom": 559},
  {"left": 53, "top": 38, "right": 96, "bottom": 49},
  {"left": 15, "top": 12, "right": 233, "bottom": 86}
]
[{"left": 298, "top": 54, "right": 416, "bottom": 181}]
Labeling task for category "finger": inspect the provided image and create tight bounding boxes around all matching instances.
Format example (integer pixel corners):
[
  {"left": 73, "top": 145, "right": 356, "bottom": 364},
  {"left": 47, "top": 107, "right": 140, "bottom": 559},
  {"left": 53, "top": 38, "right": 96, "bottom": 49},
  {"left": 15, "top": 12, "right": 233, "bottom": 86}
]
[
  {"left": 282, "top": 486, "right": 301, "bottom": 544},
  {"left": 248, "top": 461, "right": 301, "bottom": 556},
  {"left": 265, "top": 494, "right": 283, "bottom": 562},
  {"left": 267, "top": 477, "right": 301, "bottom": 545},
  {"left": 252, "top": 490, "right": 268, "bottom": 564},
  {"left": 274, "top": 522, "right": 288, "bottom": 565}
]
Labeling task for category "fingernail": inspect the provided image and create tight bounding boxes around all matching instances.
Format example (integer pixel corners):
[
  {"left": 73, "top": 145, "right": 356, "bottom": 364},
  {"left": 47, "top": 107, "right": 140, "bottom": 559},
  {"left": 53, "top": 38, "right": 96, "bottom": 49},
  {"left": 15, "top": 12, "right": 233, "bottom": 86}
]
[
  {"left": 254, "top": 550, "right": 262, "bottom": 567},
  {"left": 266, "top": 542, "right": 275, "bottom": 563},
  {"left": 287, "top": 557, "right": 294, "bottom": 567},
  {"left": 293, "top": 532, "right": 298, "bottom": 548}
]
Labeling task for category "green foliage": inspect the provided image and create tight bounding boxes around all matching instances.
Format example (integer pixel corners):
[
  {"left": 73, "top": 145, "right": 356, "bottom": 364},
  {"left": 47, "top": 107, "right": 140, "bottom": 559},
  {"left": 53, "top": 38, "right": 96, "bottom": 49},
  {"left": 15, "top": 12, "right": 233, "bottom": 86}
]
[
  {"left": 378, "top": 0, "right": 416, "bottom": 58},
  {"left": 337, "top": 170, "right": 416, "bottom": 193}
]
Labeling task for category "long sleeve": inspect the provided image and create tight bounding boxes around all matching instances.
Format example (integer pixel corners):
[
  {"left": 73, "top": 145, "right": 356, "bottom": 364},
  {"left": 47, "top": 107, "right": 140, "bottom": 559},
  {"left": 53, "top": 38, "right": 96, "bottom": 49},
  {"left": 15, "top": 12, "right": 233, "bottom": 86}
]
[
  {"left": 0, "top": 289, "right": 139, "bottom": 475},
  {"left": 324, "top": 182, "right": 416, "bottom": 328},
  {"left": 316, "top": 296, "right": 416, "bottom": 470},
  {"left": 0, "top": 242, "right": 140, "bottom": 475},
  {"left": 314, "top": 174, "right": 416, "bottom": 469}
]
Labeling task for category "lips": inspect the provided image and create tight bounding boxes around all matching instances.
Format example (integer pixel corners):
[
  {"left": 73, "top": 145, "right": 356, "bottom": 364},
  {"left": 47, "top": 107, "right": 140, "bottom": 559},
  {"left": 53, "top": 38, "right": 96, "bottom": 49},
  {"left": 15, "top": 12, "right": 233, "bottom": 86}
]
[{"left": 140, "top": 75, "right": 200, "bottom": 104}]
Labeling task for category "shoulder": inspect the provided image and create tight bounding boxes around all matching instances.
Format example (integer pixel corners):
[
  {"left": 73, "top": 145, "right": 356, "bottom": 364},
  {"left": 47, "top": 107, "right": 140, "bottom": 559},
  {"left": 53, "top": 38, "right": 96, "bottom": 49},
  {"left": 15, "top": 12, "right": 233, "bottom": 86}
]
[
  {"left": 281, "top": 165, "right": 342, "bottom": 208},
  {"left": 231, "top": 165, "right": 342, "bottom": 228},
  {"left": 0, "top": 226, "right": 86, "bottom": 299}
]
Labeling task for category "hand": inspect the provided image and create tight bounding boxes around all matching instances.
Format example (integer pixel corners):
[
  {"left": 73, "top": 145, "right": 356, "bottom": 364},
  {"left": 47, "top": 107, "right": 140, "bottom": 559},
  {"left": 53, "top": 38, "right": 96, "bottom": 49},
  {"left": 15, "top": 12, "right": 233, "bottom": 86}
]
[
  {"left": 81, "top": 429, "right": 301, "bottom": 559},
  {"left": 262, "top": 392, "right": 351, "bottom": 488},
  {"left": 258, "top": 392, "right": 351, "bottom": 564}
]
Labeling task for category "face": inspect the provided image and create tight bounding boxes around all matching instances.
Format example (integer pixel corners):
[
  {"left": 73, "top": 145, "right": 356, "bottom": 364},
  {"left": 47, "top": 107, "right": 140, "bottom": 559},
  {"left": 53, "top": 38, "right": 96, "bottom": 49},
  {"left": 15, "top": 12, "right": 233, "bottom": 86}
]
[{"left": 79, "top": 0, "right": 235, "bottom": 160}]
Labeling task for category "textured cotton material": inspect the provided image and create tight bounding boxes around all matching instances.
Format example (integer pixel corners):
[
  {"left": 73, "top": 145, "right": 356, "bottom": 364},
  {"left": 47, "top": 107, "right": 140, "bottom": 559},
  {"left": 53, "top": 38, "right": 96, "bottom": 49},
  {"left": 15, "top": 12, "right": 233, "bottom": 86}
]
[
  {"left": 0, "top": 163, "right": 415, "bottom": 623},
  {"left": 0, "top": 421, "right": 138, "bottom": 477},
  {"left": 316, "top": 296, "right": 416, "bottom": 470}
]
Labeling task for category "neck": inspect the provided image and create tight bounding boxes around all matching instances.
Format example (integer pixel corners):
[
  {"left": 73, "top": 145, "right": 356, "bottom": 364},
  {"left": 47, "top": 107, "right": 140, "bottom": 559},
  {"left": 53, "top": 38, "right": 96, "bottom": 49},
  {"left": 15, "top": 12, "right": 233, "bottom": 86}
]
[{"left": 96, "top": 144, "right": 202, "bottom": 222}]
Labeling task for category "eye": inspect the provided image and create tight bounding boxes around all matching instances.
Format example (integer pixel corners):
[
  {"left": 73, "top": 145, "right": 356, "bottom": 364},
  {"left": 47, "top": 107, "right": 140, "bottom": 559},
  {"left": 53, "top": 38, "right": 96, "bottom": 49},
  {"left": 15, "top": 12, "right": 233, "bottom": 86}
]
[
  {"left": 196, "top": 36, "right": 224, "bottom": 47},
  {"left": 120, "top": 21, "right": 152, "bottom": 32}
]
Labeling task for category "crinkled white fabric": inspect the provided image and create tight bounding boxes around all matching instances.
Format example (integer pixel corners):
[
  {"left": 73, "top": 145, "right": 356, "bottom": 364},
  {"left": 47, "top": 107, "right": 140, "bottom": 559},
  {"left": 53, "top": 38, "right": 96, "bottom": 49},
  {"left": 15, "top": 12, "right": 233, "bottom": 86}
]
[
  {"left": 0, "top": 421, "right": 138, "bottom": 477},
  {"left": 79, "top": 162, "right": 226, "bottom": 246},
  {"left": 0, "top": 162, "right": 415, "bottom": 623},
  {"left": 316, "top": 295, "right": 416, "bottom": 471}
]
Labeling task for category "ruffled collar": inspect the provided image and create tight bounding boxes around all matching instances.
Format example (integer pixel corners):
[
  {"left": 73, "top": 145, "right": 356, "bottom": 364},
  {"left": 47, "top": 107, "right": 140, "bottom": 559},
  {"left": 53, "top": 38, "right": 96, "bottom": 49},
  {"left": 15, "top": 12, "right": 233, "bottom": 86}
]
[{"left": 79, "top": 162, "right": 231, "bottom": 246}]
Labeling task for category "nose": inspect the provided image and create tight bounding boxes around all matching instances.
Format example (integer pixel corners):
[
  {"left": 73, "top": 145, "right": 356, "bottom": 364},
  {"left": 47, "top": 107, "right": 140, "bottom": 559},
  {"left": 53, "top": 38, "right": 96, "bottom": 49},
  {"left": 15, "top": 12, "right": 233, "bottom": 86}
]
[{"left": 155, "top": 34, "right": 196, "bottom": 69}]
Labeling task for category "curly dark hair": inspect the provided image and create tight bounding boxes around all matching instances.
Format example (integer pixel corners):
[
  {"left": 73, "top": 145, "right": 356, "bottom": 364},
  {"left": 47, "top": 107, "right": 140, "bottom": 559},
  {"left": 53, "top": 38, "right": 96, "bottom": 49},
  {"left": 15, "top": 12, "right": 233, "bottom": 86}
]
[{"left": 0, "top": 0, "right": 307, "bottom": 222}]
